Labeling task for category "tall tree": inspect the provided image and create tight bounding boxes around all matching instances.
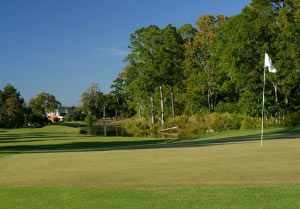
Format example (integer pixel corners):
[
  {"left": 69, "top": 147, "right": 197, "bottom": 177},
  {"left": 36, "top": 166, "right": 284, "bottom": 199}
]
[
  {"left": 183, "top": 14, "right": 225, "bottom": 113},
  {"left": 29, "top": 92, "right": 61, "bottom": 116},
  {"left": 80, "top": 83, "right": 104, "bottom": 119},
  {"left": 0, "top": 84, "right": 26, "bottom": 128},
  {"left": 213, "top": 0, "right": 300, "bottom": 117},
  {"left": 125, "top": 25, "right": 163, "bottom": 123}
]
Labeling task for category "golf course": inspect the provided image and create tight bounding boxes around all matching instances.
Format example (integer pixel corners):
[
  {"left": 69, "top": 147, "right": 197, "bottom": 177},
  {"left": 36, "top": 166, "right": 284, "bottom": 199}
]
[{"left": 1, "top": 124, "right": 300, "bottom": 209}]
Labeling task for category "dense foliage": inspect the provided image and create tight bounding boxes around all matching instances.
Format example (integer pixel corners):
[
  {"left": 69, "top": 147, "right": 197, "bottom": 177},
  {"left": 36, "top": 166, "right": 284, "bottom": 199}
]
[
  {"left": 0, "top": 84, "right": 26, "bottom": 128},
  {"left": 0, "top": 84, "right": 61, "bottom": 128},
  {"left": 2, "top": 0, "right": 300, "bottom": 131},
  {"left": 111, "top": 0, "right": 300, "bottom": 126}
]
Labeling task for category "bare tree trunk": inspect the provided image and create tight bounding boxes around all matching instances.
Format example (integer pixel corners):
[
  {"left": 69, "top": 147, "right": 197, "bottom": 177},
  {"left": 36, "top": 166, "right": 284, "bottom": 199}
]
[
  {"left": 24, "top": 114, "right": 27, "bottom": 127},
  {"left": 272, "top": 82, "right": 278, "bottom": 103},
  {"left": 170, "top": 89, "right": 175, "bottom": 118},
  {"left": 115, "top": 108, "right": 118, "bottom": 119},
  {"left": 272, "top": 81, "right": 279, "bottom": 123},
  {"left": 138, "top": 105, "right": 141, "bottom": 120},
  {"left": 207, "top": 89, "right": 211, "bottom": 110},
  {"left": 150, "top": 96, "right": 155, "bottom": 124},
  {"left": 160, "top": 85, "right": 165, "bottom": 125},
  {"left": 103, "top": 105, "right": 106, "bottom": 119}
]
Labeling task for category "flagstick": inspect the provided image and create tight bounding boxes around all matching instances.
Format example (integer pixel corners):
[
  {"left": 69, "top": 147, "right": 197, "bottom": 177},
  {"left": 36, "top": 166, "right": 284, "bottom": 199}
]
[{"left": 261, "top": 67, "right": 266, "bottom": 148}]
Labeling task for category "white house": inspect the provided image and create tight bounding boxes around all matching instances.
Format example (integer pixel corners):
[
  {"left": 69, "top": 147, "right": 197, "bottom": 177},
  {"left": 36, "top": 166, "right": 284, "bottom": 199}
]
[{"left": 47, "top": 108, "right": 74, "bottom": 122}]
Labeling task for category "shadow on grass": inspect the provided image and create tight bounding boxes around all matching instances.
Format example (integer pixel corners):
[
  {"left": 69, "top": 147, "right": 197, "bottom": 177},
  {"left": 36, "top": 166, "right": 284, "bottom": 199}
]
[
  {"left": 1, "top": 127, "right": 300, "bottom": 155},
  {"left": 0, "top": 139, "right": 45, "bottom": 144},
  {"left": 0, "top": 139, "right": 169, "bottom": 154},
  {"left": 56, "top": 123, "right": 87, "bottom": 128},
  {"left": 0, "top": 132, "right": 83, "bottom": 141}
]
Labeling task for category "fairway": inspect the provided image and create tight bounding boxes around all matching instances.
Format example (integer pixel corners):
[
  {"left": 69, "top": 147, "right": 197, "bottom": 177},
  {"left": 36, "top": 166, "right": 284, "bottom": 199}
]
[{"left": 1, "top": 125, "right": 300, "bottom": 208}]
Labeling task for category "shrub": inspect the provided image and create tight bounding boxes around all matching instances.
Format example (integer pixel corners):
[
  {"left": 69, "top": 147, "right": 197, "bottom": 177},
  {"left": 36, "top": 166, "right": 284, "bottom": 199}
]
[
  {"left": 284, "top": 112, "right": 300, "bottom": 127},
  {"left": 85, "top": 115, "right": 93, "bottom": 125},
  {"left": 240, "top": 116, "right": 261, "bottom": 129},
  {"left": 215, "top": 102, "right": 240, "bottom": 114},
  {"left": 184, "top": 115, "right": 206, "bottom": 136},
  {"left": 28, "top": 113, "right": 48, "bottom": 127},
  {"left": 205, "top": 113, "right": 242, "bottom": 131},
  {"left": 167, "top": 115, "right": 189, "bottom": 129},
  {"left": 53, "top": 117, "right": 59, "bottom": 124},
  {"left": 64, "top": 114, "right": 72, "bottom": 122},
  {"left": 79, "top": 129, "right": 88, "bottom": 134}
]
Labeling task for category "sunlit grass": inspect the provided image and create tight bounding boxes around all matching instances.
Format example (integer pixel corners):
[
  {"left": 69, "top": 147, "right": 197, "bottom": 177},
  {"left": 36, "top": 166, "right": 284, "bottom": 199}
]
[
  {"left": 1, "top": 186, "right": 300, "bottom": 209},
  {"left": 1, "top": 124, "right": 300, "bottom": 208}
]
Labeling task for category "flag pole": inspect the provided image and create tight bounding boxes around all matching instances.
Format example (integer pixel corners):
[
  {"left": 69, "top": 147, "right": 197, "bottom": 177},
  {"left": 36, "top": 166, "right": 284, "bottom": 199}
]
[{"left": 261, "top": 67, "right": 266, "bottom": 148}]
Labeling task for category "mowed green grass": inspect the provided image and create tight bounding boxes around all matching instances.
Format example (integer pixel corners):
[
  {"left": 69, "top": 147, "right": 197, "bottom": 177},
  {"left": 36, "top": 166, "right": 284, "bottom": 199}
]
[
  {"left": 1, "top": 124, "right": 300, "bottom": 208},
  {"left": 1, "top": 186, "right": 300, "bottom": 209},
  {"left": 0, "top": 124, "right": 166, "bottom": 158}
]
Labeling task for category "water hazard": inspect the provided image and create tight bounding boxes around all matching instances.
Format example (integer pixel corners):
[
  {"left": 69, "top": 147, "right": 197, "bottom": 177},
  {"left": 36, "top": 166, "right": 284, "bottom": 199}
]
[
  {"left": 82, "top": 124, "right": 133, "bottom": 137},
  {"left": 81, "top": 123, "right": 178, "bottom": 138}
]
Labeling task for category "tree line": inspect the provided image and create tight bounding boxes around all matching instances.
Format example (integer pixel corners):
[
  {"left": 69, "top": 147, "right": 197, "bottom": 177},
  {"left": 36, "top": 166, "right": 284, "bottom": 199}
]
[
  {"left": 0, "top": 84, "right": 63, "bottom": 128},
  {"left": 109, "top": 0, "right": 300, "bottom": 125},
  {"left": 2, "top": 0, "right": 300, "bottom": 129}
]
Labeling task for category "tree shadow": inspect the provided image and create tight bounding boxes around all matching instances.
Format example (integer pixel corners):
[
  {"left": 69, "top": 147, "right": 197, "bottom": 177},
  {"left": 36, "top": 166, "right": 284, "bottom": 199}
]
[
  {"left": 0, "top": 139, "right": 45, "bottom": 144},
  {"left": 1, "top": 127, "right": 300, "bottom": 155},
  {"left": 56, "top": 123, "right": 87, "bottom": 128},
  {"left": 0, "top": 132, "right": 82, "bottom": 141},
  {"left": 0, "top": 139, "right": 169, "bottom": 154}
]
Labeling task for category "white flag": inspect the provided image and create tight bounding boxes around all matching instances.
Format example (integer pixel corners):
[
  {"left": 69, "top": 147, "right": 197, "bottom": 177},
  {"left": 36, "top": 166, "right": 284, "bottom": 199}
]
[{"left": 264, "top": 53, "right": 277, "bottom": 73}]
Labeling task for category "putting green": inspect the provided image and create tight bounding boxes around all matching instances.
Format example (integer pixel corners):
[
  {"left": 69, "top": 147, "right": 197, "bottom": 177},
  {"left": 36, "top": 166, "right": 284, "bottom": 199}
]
[{"left": 1, "top": 130, "right": 300, "bottom": 186}]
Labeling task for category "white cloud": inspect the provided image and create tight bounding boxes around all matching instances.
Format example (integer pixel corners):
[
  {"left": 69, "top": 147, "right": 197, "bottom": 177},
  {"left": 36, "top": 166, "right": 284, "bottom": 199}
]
[{"left": 98, "top": 47, "right": 129, "bottom": 57}]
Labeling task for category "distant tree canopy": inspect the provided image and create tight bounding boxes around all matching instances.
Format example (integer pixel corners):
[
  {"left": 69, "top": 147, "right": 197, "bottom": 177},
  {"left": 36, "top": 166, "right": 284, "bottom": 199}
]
[
  {"left": 0, "top": 84, "right": 25, "bottom": 128},
  {"left": 0, "top": 85, "right": 62, "bottom": 128},
  {"left": 29, "top": 92, "right": 61, "bottom": 116},
  {"left": 80, "top": 83, "right": 104, "bottom": 119}
]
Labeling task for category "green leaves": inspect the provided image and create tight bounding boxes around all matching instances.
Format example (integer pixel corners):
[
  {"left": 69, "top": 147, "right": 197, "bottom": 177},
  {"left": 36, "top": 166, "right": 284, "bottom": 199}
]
[
  {"left": 0, "top": 84, "right": 26, "bottom": 128},
  {"left": 115, "top": 0, "right": 300, "bottom": 121}
]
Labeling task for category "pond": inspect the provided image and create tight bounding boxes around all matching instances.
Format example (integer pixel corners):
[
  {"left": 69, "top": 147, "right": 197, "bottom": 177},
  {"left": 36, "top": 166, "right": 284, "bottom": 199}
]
[{"left": 81, "top": 123, "right": 178, "bottom": 138}]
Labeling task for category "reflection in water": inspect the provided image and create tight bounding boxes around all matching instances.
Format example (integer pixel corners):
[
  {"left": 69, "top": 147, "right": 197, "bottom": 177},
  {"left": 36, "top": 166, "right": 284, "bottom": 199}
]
[
  {"left": 82, "top": 123, "right": 177, "bottom": 138},
  {"left": 83, "top": 124, "right": 133, "bottom": 137}
]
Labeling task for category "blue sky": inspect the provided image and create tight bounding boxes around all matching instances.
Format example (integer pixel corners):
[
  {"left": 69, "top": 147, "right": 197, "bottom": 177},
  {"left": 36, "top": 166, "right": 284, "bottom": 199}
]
[{"left": 0, "top": 0, "right": 251, "bottom": 106}]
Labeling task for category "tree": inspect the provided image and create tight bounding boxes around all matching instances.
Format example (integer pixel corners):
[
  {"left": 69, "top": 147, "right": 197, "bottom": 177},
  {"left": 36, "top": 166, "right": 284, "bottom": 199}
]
[
  {"left": 0, "top": 84, "right": 26, "bottom": 128},
  {"left": 213, "top": 0, "right": 300, "bottom": 117},
  {"left": 110, "top": 75, "right": 133, "bottom": 118},
  {"left": 178, "top": 24, "right": 197, "bottom": 41},
  {"left": 80, "top": 83, "right": 104, "bottom": 119},
  {"left": 183, "top": 15, "right": 225, "bottom": 113},
  {"left": 125, "top": 25, "right": 163, "bottom": 123},
  {"left": 29, "top": 92, "right": 61, "bottom": 116}
]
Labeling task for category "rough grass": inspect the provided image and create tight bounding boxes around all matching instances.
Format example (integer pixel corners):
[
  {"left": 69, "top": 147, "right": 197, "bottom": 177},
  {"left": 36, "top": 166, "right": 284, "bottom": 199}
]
[{"left": 1, "top": 124, "right": 300, "bottom": 208}]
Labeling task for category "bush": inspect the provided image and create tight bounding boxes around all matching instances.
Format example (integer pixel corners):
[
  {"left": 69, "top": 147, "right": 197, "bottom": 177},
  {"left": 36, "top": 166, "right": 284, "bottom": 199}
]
[
  {"left": 53, "top": 117, "right": 59, "bottom": 124},
  {"left": 85, "top": 115, "right": 93, "bottom": 125},
  {"left": 73, "top": 108, "right": 86, "bottom": 121},
  {"left": 167, "top": 115, "right": 189, "bottom": 129},
  {"left": 215, "top": 102, "right": 240, "bottom": 114},
  {"left": 79, "top": 129, "right": 88, "bottom": 134},
  {"left": 205, "top": 113, "right": 242, "bottom": 131},
  {"left": 119, "top": 118, "right": 159, "bottom": 137},
  {"left": 284, "top": 112, "right": 300, "bottom": 127},
  {"left": 64, "top": 114, "right": 72, "bottom": 122},
  {"left": 184, "top": 115, "right": 206, "bottom": 136},
  {"left": 28, "top": 113, "right": 48, "bottom": 127},
  {"left": 240, "top": 116, "right": 261, "bottom": 129}
]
